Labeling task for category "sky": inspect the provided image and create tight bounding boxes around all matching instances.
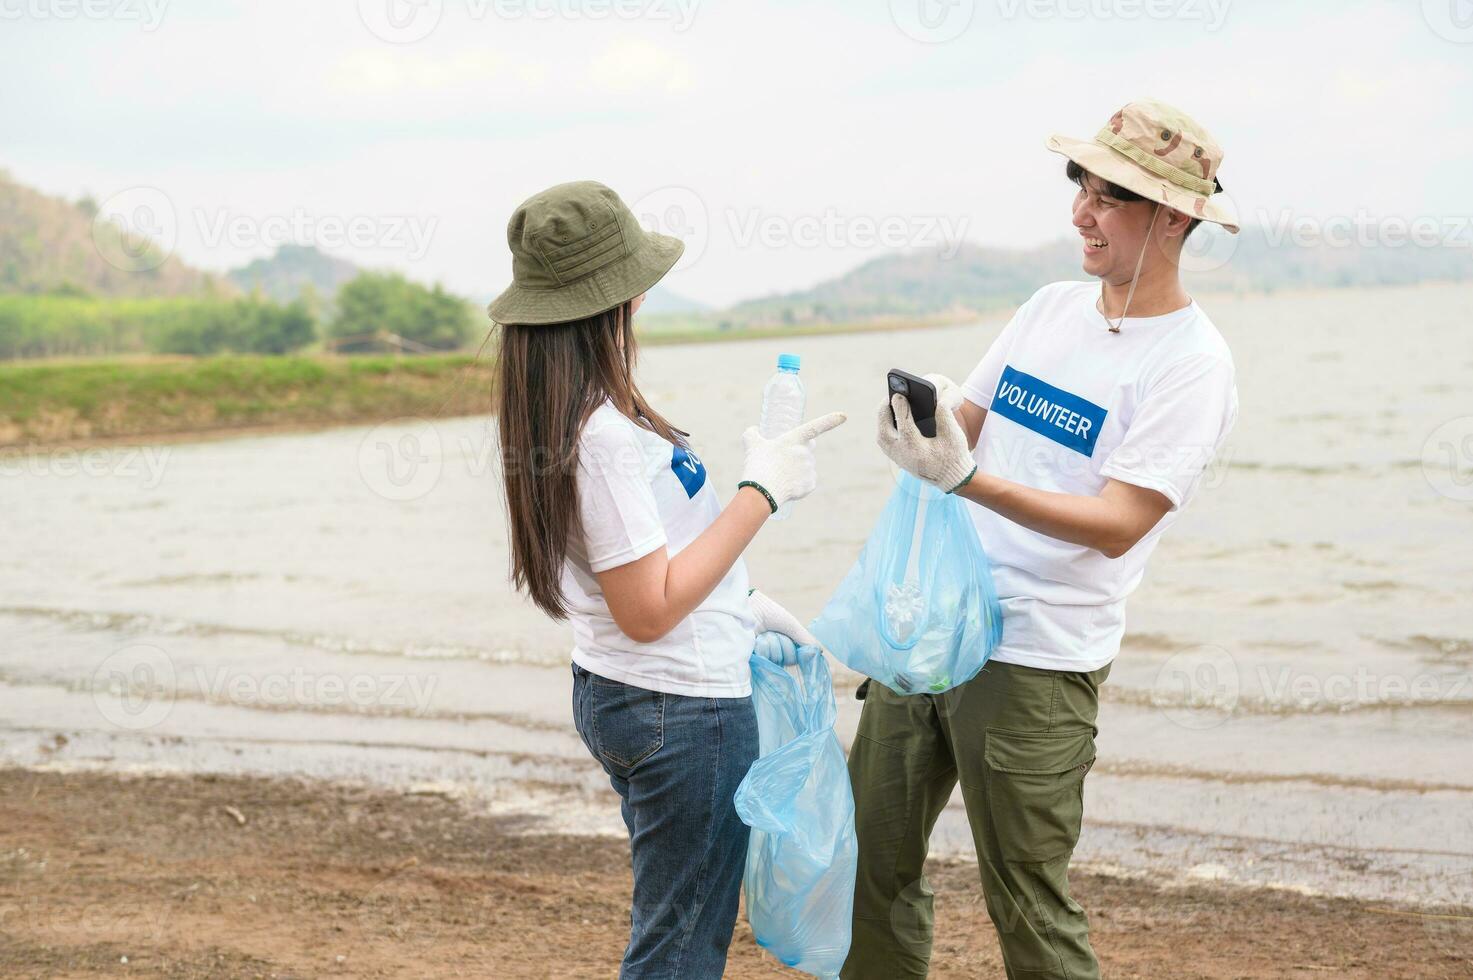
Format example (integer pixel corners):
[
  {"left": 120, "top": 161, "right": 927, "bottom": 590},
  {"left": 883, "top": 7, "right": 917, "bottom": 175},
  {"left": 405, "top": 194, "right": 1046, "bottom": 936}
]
[{"left": 3, "top": 0, "right": 1471, "bottom": 307}]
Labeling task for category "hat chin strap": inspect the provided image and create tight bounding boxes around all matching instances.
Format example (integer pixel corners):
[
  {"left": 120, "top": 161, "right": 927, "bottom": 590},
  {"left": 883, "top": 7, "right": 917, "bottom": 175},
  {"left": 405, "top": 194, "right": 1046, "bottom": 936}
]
[{"left": 1105, "top": 203, "right": 1161, "bottom": 334}]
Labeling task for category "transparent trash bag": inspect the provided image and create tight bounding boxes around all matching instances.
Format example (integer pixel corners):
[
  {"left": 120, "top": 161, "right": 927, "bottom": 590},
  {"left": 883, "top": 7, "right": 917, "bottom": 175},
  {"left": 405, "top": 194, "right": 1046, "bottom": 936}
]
[
  {"left": 810, "top": 471, "right": 1003, "bottom": 695},
  {"left": 735, "top": 647, "right": 856, "bottom": 979}
]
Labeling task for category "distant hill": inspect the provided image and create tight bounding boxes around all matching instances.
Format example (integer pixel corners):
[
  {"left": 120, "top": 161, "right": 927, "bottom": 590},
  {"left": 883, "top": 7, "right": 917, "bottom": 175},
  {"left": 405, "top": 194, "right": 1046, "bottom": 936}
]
[
  {"left": 725, "top": 227, "right": 1473, "bottom": 325},
  {"left": 227, "top": 245, "right": 362, "bottom": 305},
  {"left": 641, "top": 285, "right": 709, "bottom": 315},
  {"left": 730, "top": 241, "right": 1079, "bottom": 324},
  {"left": 1185, "top": 224, "right": 1473, "bottom": 293},
  {"left": 0, "top": 170, "right": 222, "bottom": 298}
]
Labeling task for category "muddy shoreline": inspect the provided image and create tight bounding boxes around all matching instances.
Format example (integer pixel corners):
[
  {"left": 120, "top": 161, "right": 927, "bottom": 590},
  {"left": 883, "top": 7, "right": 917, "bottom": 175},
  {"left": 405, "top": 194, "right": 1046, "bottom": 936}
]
[{"left": 1, "top": 767, "right": 1467, "bottom": 979}]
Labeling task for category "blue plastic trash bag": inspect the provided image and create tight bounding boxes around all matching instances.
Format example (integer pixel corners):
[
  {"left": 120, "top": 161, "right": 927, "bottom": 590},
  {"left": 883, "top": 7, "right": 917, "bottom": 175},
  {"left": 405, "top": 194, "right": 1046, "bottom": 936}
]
[
  {"left": 735, "top": 647, "right": 856, "bottom": 978},
  {"left": 809, "top": 471, "right": 1003, "bottom": 695}
]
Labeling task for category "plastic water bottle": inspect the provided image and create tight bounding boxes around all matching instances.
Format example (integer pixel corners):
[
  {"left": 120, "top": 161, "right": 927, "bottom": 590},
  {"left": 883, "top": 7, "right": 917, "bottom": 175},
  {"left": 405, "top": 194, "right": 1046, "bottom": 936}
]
[{"left": 760, "top": 353, "right": 806, "bottom": 521}]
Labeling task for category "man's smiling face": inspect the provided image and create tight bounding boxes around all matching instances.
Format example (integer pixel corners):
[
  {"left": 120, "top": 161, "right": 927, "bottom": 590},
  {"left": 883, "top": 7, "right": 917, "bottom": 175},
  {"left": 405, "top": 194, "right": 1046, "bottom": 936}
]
[{"left": 1070, "top": 170, "right": 1161, "bottom": 286}]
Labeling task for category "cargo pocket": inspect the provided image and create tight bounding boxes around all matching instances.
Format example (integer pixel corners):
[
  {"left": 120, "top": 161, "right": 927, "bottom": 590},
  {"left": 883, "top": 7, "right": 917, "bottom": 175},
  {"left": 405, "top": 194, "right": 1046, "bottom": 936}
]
[
  {"left": 983, "top": 728, "right": 1096, "bottom": 864},
  {"left": 588, "top": 676, "right": 665, "bottom": 775}
]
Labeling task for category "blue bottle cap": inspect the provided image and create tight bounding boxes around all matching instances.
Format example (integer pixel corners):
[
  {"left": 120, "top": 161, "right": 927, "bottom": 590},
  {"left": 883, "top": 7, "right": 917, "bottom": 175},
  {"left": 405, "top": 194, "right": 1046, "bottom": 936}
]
[{"left": 777, "top": 353, "right": 801, "bottom": 372}]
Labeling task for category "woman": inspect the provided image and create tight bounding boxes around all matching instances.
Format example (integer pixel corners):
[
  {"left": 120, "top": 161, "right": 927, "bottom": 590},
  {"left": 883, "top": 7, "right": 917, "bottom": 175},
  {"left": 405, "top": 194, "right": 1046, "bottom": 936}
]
[{"left": 489, "top": 180, "right": 845, "bottom": 977}]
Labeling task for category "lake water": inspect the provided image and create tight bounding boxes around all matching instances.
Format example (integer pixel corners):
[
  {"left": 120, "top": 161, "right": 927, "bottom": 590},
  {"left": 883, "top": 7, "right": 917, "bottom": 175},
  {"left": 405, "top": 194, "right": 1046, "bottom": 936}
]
[{"left": 2, "top": 283, "right": 1470, "bottom": 910}]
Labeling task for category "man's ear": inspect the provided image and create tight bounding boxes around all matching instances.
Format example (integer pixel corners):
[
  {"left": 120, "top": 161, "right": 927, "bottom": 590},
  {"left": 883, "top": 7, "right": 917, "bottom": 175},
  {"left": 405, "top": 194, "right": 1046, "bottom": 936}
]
[{"left": 1160, "top": 206, "right": 1193, "bottom": 240}]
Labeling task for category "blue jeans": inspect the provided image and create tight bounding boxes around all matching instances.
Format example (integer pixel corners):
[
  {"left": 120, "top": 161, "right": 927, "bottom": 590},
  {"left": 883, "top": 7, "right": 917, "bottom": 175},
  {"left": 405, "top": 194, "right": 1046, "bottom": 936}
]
[{"left": 572, "top": 664, "right": 760, "bottom": 979}]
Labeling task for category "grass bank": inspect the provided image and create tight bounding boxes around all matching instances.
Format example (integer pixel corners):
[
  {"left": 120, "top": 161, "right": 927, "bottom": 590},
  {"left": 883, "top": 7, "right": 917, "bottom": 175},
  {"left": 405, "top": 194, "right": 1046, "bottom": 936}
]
[
  {"left": 0, "top": 316, "right": 956, "bottom": 448},
  {"left": 0, "top": 353, "right": 494, "bottom": 447}
]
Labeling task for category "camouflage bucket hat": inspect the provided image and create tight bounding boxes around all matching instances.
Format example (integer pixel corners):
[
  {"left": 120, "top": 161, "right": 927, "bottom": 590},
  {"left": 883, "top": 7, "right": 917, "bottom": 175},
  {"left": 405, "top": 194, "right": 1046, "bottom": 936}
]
[
  {"left": 1047, "top": 99, "right": 1239, "bottom": 234},
  {"left": 487, "top": 180, "right": 683, "bottom": 325}
]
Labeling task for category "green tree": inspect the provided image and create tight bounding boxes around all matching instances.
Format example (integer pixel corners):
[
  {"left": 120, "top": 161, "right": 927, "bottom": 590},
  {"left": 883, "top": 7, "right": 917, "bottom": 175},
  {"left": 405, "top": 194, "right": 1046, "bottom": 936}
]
[
  {"left": 151, "top": 297, "right": 317, "bottom": 356},
  {"left": 328, "top": 273, "right": 475, "bottom": 353}
]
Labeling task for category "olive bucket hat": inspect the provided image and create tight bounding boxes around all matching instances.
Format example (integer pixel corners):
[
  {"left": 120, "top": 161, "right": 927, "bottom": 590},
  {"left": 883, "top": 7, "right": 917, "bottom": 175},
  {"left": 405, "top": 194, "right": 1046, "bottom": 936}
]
[
  {"left": 1046, "top": 98, "right": 1239, "bottom": 233},
  {"left": 486, "top": 180, "right": 684, "bottom": 325}
]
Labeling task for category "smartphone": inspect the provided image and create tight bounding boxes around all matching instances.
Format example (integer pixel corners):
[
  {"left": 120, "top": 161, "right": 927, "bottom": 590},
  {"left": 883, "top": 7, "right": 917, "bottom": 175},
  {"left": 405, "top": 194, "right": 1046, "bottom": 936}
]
[{"left": 886, "top": 369, "right": 937, "bottom": 438}]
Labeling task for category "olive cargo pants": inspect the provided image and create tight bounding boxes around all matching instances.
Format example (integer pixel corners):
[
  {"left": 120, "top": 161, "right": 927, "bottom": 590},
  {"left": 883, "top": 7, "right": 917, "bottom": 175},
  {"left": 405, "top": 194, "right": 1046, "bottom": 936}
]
[{"left": 841, "top": 659, "right": 1110, "bottom": 980}]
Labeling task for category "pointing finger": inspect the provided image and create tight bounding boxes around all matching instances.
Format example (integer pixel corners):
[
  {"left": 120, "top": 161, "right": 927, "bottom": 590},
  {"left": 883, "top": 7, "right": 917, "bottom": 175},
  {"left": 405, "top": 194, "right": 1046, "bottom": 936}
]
[{"left": 787, "top": 411, "right": 847, "bottom": 443}]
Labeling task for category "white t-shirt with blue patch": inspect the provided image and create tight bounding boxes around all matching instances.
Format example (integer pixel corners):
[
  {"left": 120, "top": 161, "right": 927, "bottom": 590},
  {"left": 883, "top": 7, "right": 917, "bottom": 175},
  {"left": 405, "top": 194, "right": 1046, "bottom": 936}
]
[
  {"left": 563, "top": 401, "right": 756, "bottom": 697},
  {"left": 961, "top": 281, "right": 1239, "bottom": 672}
]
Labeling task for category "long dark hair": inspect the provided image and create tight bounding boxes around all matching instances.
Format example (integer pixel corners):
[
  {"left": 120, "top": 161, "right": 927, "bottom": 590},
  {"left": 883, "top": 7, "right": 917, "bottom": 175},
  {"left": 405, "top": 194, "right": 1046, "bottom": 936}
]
[{"left": 495, "top": 301, "right": 682, "bottom": 619}]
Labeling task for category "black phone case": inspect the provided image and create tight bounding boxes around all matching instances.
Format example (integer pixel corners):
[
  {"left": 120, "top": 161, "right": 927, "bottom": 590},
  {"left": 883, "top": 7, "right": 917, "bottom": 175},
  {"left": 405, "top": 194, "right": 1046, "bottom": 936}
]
[{"left": 887, "top": 369, "right": 938, "bottom": 438}]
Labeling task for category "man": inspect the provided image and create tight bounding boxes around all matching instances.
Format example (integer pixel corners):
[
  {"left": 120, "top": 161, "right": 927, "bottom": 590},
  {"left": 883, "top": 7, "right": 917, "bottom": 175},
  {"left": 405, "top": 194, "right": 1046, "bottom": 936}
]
[{"left": 847, "top": 99, "right": 1240, "bottom": 979}]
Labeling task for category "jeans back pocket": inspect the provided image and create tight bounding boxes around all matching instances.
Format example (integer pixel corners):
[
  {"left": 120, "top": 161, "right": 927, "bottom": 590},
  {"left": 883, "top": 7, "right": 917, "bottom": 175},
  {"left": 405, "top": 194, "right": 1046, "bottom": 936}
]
[{"left": 583, "top": 673, "right": 666, "bottom": 776}]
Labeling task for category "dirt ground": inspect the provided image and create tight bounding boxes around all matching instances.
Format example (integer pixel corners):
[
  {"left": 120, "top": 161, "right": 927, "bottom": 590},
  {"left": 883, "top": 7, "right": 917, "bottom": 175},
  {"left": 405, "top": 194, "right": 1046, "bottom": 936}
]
[{"left": 1, "top": 768, "right": 1467, "bottom": 979}]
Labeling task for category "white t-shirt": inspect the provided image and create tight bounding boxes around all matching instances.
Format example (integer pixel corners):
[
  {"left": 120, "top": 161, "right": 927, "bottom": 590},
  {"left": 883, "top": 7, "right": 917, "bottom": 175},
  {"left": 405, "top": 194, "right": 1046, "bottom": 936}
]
[
  {"left": 563, "top": 401, "right": 756, "bottom": 697},
  {"left": 960, "top": 281, "right": 1238, "bottom": 672}
]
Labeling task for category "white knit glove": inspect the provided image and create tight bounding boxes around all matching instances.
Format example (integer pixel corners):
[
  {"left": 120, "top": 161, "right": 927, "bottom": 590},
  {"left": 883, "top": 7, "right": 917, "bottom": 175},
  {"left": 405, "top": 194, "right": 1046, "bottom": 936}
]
[
  {"left": 739, "top": 412, "right": 848, "bottom": 513},
  {"left": 876, "top": 373, "right": 977, "bottom": 493},
  {"left": 750, "top": 589, "right": 820, "bottom": 666}
]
